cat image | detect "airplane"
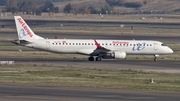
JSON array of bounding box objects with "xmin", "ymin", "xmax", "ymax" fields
[{"xmin": 11, "ymin": 16, "xmax": 173, "ymax": 62}]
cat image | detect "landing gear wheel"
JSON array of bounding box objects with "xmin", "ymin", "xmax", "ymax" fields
[
  {"xmin": 154, "ymin": 58, "xmax": 158, "ymax": 62},
  {"xmin": 154, "ymin": 54, "xmax": 159, "ymax": 62},
  {"xmin": 88, "ymin": 56, "xmax": 94, "ymax": 61},
  {"xmin": 96, "ymin": 57, "xmax": 102, "ymax": 61}
]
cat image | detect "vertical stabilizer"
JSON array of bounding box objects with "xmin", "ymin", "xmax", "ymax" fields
[{"xmin": 14, "ymin": 16, "xmax": 44, "ymax": 41}]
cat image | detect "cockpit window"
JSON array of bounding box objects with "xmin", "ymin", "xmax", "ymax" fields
[{"xmin": 161, "ymin": 44, "xmax": 166, "ymax": 46}]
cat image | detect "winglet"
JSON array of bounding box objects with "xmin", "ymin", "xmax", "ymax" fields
[{"xmin": 94, "ymin": 39, "xmax": 102, "ymax": 48}]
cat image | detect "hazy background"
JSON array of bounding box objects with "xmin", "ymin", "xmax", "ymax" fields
[{"xmin": 1, "ymin": 0, "xmax": 180, "ymax": 15}]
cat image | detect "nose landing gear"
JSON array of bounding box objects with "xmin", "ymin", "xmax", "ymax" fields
[
  {"xmin": 154, "ymin": 58, "xmax": 158, "ymax": 62},
  {"xmin": 154, "ymin": 54, "xmax": 159, "ymax": 62}
]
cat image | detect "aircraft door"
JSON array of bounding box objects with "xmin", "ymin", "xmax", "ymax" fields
[
  {"xmin": 46, "ymin": 41, "xmax": 50, "ymax": 49},
  {"xmin": 154, "ymin": 43, "xmax": 158, "ymax": 51}
]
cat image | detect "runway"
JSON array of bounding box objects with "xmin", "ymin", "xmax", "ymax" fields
[{"xmin": 0, "ymin": 83, "xmax": 180, "ymax": 101}]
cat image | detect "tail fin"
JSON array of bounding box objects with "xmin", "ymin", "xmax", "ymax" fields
[{"xmin": 14, "ymin": 16, "xmax": 44, "ymax": 41}]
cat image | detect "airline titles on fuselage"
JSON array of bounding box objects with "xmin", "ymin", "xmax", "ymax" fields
[{"xmin": 112, "ymin": 41, "xmax": 129, "ymax": 44}]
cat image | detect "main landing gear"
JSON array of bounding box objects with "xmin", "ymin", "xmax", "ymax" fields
[
  {"xmin": 88, "ymin": 56, "xmax": 102, "ymax": 61},
  {"xmin": 154, "ymin": 54, "xmax": 159, "ymax": 62},
  {"xmin": 88, "ymin": 56, "xmax": 94, "ymax": 61}
]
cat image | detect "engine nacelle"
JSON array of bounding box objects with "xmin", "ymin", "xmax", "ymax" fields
[{"xmin": 102, "ymin": 51, "xmax": 126, "ymax": 59}]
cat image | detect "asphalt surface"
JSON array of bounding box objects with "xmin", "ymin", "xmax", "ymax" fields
[{"xmin": 0, "ymin": 83, "xmax": 180, "ymax": 101}]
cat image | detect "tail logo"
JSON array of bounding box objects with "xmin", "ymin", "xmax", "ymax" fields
[
  {"xmin": 19, "ymin": 29, "xmax": 27, "ymax": 39},
  {"xmin": 17, "ymin": 18, "xmax": 33, "ymax": 37}
]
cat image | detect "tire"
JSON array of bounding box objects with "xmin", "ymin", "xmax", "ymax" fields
[
  {"xmin": 154, "ymin": 58, "xmax": 158, "ymax": 62},
  {"xmin": 96, "ymin": 57, "xmax": 102, "ymax": 61},
  {"xmin": 88, "ymin": 57, "xmax": 94, "ymax": 61}
]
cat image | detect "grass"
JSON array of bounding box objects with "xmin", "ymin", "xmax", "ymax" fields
[
  {"xmin": 3, "ymin": 14, "xmax": 180, "ymax": 24},
  {"xmin": 0, "ymin": 64, "xmax": 180, "ymax": 91}
]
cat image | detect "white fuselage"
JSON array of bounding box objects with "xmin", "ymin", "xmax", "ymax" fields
[{"xmin": 25, "ymin": 39, "xmax": 173, "ymax": 56}]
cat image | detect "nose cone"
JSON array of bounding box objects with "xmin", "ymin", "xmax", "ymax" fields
[{"xmin": 168, "ymin": 47, "xmax": 173, "ymax": 53}]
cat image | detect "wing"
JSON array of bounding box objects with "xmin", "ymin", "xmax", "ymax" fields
[
  {"xmin": 77, "ymin": 39, "xmax": 112, "ymax": 55},
  {"xmin": 93, "ymin": 39, "xmax": 126, "ymax": 59},
  {"xmin": 94, "ymin": 39, "xmax": 111, "ymax": 53}
]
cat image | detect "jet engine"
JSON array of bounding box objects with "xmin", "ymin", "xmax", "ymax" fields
[{"xmin": 102, "ymin": 51, "xmax": 126, "ymax": 59}]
